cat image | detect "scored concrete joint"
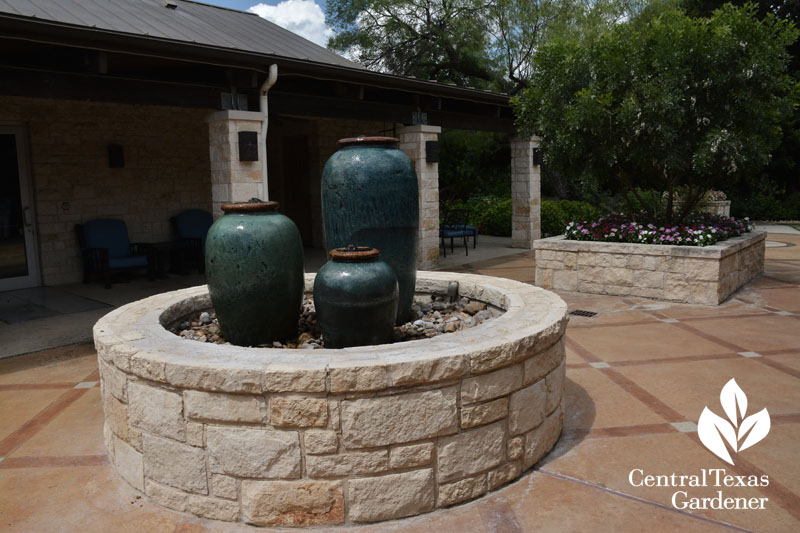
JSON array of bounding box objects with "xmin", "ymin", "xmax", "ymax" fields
[
  {"xmin": 96, "ymin": 271, "xmax": 568, "ymax": 526},
  {"xmin": 534, "ymin": 231, "xmax": 766, "ymax": 305}
]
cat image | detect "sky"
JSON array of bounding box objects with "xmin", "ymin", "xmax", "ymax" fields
[{"xmin": 199, "ymin": 0, "xmax": 334, "ymax": 47}]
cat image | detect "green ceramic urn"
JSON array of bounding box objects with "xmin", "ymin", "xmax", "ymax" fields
[
  {"xmin": 313, "ymin": 246, "xmax": 398, "ymax": 348},
  {"xmin": 321, "ymin": 137, "xmax": 419, "ymax": 324},
  {"xmin": 205, "ymin": 200, "xmax": 304, "ymax": 346}
]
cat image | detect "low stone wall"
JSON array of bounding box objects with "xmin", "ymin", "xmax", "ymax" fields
[
  {"xmin": 95, "ymin": 271, "xmax": 568, "ymax": 526},
  {"xmin": 534, "ymin": 231, "xmax": 765, "ymax": 305}
]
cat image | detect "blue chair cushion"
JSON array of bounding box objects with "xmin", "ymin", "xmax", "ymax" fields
[
  {"xmin": 83, "ymin": 219, "xmax": 131, "ymax": 259},
  {"xmin": 441, "ymin": 228, "xmax": 471, "ymax": 238},
  {"xmin": 464, "ymin": 225, "xmax": 478, "ymax": 235},
  {"xmin": 174, "ymin": 210, "xmax": 213, "ymax": 241},
  {"xmin": 108, "ymin": 255, "xmax": 148, "ymax": 269}
]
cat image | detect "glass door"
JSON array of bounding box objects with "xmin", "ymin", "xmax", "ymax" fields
[{"xmin": 0, "ymin": 125, "xmax": 40, "ymax": 291}]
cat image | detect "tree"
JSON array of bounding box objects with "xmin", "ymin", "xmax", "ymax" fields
[{"xmin": 513, "ymin": 3, "xmax": 799, "ymax": 224}]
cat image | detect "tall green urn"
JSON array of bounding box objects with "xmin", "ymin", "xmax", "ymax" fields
[
  {"xmin": 205, "ymin": 200, "xmax": 304, "ymax": 346},
  {"xmin": 321, "ymin": 137, "xmax": 419, "ymax": 323},
  {"xmin": 313, "ymin": 246, "xmax": 398, "ymax": 348}
]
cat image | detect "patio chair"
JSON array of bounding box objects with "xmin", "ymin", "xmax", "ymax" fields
[
  {"xmin": 440, "ymin": 208, "xmax": 474, "ymax": 257},
  {"xmin": 75, "ymin": 219, "xmax": 152, "ymax": 288},
  {"xmin": 170, "ymin": 209, "xmax": 213, "ymax": 274}
]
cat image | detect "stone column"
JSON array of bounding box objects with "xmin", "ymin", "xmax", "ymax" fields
[
  {"xmin": 398, "ymin": 124, "xmax": 442, "ymax": 270},
  {"xmin": 510, "ymin": 135, "xmax": 542, "ymax": 248},
  {"xmin": 206, "ymin": 110, "xmax": 265, "ymax": 218}
]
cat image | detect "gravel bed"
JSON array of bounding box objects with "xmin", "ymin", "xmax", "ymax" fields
[{"xmin": 169, "ymin": 294, "xmax": 504, "ymax": 349}]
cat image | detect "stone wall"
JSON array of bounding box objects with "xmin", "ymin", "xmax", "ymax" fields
[
  {"xmin": 0, "ymin": 96, "xmax": 212, "ymax": 285},
  {"xmin": 534, "ymin": 231, "xmax": 766, "ymax": 305},
  {"xmin": 95, "ymin": 272, "xmax": 568, "ymax": 526}
]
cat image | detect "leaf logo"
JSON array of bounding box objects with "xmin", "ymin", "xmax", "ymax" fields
[{"xmin": 697, "ymin": 378, "xmax": 770, "ymax": 465}]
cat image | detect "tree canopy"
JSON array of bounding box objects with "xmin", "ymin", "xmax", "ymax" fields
[{"xmin": 513, "ymin": 3, "xmax": 799, "ymax": 223}]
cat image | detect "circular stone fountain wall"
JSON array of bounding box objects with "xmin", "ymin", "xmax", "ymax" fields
[{"xmin": 95, "ymin": 271, "xmax": 568, "ymax": 526}]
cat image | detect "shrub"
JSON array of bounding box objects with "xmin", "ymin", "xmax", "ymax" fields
[{"xmin": 541, "ymin": 200, "xmax": 603, "ymax": 237}]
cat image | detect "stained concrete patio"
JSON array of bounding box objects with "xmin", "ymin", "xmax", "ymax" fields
[{"xmin": 0, "ymin": 230, "xmax": 798, "ymax": 531}]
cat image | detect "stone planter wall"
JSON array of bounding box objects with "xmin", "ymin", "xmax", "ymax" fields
[
  {"xmin": 95, "ymin": 272, "xmax": 568, "ymax": 527},
  {"xmin": 674, "ymin": 200, "xmax": 731, "ymax": 217},
  {"xmin": 534, "ymin": 231, "xmax": 765, "ymax": 305}
]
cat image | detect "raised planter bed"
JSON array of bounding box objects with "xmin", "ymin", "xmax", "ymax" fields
[{"xmin": 534, "ymin": 231, "xmax": 765, "ymax": 305}]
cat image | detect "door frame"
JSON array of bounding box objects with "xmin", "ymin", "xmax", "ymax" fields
[{"xmin": 0, "ymin": 123, "xmax": 41, "ymax": 291}]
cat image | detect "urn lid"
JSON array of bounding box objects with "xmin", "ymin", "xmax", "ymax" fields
[
  {"xmin": 329, "ymin": 245, "xmax": 381, "ymax": 262},
  {"xmin": 221, "ymin": 198, "xmax": 280, "ymax": 213},
  {"xmin": 337, "ymin": 136, "xmax": 399, "ymax": 147}
]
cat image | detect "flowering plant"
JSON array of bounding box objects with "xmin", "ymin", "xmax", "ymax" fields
[{"xmin": 564, "ymin": 212, "xmax": 752, "ymax": 247}]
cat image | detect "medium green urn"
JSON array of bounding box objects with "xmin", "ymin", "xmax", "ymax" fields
[
  {"xmin": 313, "ymin": 246, "xmax": 398, "ymax": 348},
  {"xmin": 321, "ymin": 137, "xmax": 419, "ymax": 323},
  {"xmin": 205, "ymin": 200, "xmax": 304, "ymax": 346}
]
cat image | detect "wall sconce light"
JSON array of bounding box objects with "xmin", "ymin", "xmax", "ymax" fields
[
  {"xmin": 426, "ymin": 140, "xmax": 439, "ymax": 163},
  {"xmin": 238, "ymin": 131, "xmax": 259, "ymax": 161},
  {"xmin": 108, "ymin": 144, "xmax": 124, "ymax": 168},
  {"xmin": 532, "ymin": 148, "xmax": 543, "ymax": 166}
]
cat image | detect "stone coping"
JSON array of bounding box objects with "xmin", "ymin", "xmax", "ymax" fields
[
  {"xmin": 94, "ymin": 271, "xmax": 569, "ymax": 394},
  {"xmin": 534, "ymin": 231, "xmax": 765, "ymax": 258}
]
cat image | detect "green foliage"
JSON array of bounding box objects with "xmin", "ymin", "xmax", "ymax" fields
[
  {"xmin": 325, "ymin": 0, "xmax": 579, "ymax": 92},
  {"xmin": 729, "ymin": 177, "xmax": 800, "ymax": 220},
  {"xmin": 441, "ymin": 195, "xmax": 512, "ymax": 236},
  {"xmin": 514, "ymin": 4, "xmax": 799, "ymax": 224},
  {"xmin": 439, "ymin": 130, "xmax": 511, "ymax": 200},
  {"xmin": 541, "ymin": 200, "xmax": 604, "ymax": 236}
]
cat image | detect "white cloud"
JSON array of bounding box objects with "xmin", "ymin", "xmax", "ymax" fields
[{"xmin": 249, "ymin": 1, "xmax": 334, "ymax": 48}]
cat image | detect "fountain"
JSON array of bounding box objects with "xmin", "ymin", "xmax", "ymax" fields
[{"xmin": 95, "ymin": 138, "xmax": 569, "ymax": 526}]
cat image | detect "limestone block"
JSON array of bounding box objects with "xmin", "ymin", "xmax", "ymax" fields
[
  {"xmin": 438, "ymin": 473, "xmax": 487, "ymax": 507},
  {"xmin": 103, "ymin": 390, "xmax": 131, "ymax": 443},
  {"xmin": 577, "ymin": 266, "xmax": 605, "ymax": 284},
  {"xmin": 641, "ymin": 255, "xmax": 661, "ymax": 270},
  {"xmin": 536, "ymin": 268, "xmax": 553, "ymax": 288},
  {"xmin": 128, "ymin": 382, "xmax": 185, "ymax": 441},
  {"xmin": 130, "ymin": 353, "xmax": 166, "ymax": 382},
  {"xmin": 604, "ymin": 267, "xmax": 634, "ymax": 287},
  {"xmin": 210, "ymin": 474, "xmax": 239, "ymax": 500},
  {"xmin": 461, "ymin": 365, "xmax": 522, "ymax": 405},
  {"xmin": 523, "ymin": 406, "xmax": 563, "ymax": 469},
  {"xmin": 165, "ymin": 363, "xmax": 262, "ymax": 393},
  {"xmin": 305, "ymin": 450, "xmax": 388, "ymax": 478},
  {"xmin": 341, "ymin": 387, "xmax": 458, "ymax": 448},
  {"xmin": 145, "ymin": 479, "xmax": 189, "ymax": 512},
  {"xmin": 507, "ymin": 436, "xmax": 524, "ymax": 460},
  {"xmin": 437, "ymin": 422, "xmax": 505, "ymax": 483},
  {"xmin": 552, "ymin": 270, "xmax": 578, "ymax": 291},
  {"xmin": 487, "ymin": 461, "xmax": 521, "ymax": 491},
  {"xmin": 508, "ymin": 379, "xmax": 546, "ymax": 435},
  {"xmin": 523, "ymin": 338, "xmax": 564, "ymax": 385},
  {"xmin": 304, "ymin": 429, "xmax": 338, "ymax": 455},
  {"xmin": 460, "ymin": 398, "xmax": 508, "ymax": 429},
  {"xmin": 184, "ymin": 390, "xmax": 266, "ymax": 423},
  {"xmin": 597, "ymin": 254, "xmax": 628, "ymax": 268},
  {"xmin": 185, "ymin": 422, "xmax": 204, "ymax": 447},
  {"xmin": 626, "ymin": 255, "xmax": 644, "ymax": 269},
  {"xmin": 389, "ymin": 442, "xmax": 434, "ymax": 469},
  {"xmin": 605, "ymin": 284, "xmax": 632, "ymax": 296},
  {"xmin": 633, "ymin": 270, "xmax": 665, "ymax": 289},
  {"xmin": 348, "ymin": 469, "xmax": 435, "ymax": 522},
  {"xmin": 206, "ymin": 426, "xmax": 301, "ymax": 479},
  {"xmin": 241, "ymin": 480, "xmax": 344, "ymax": 526},
  {"xmin": 665, "ymin": 273, "xmax": 691, "ymax": 301},
  {"xmin": 684, "ymin": 259, "xmax": 719, "ymax": 282},
  {"xmin": 264, "ymin": 367, "xmax": 327, "ymax": 393},
  {"xmin": 387, "ymin": 354, "xmax": 466, "ymax": 387},
  {"xmin": 545, "ymin": 361, "xmax": 566, "ymax": 414},
  {"xmin": 329, "ymin": 365, "xmax": 390, "ymax": 393},
  {"xmin": 143, "ymin": 433, "xmax": 207, "ymax": 494},
  {"xmin": 186, "ymin": 494, "xmax": 240, "ymax": 522},
  {"xmin": 270, "ymin": 396, "xmax": 328, "ymax": 428},
  {"xmin": 114, "ymin": 436, "xmax": 143, "ymax": 491},
  {"xmin": 100, "ymin": 361, "xmax": 127, "ymax": 401}
]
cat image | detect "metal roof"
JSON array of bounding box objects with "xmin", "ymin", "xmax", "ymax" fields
[{"xmin": 0, "ymin": 0, "xmax": 362, "ymax": 70}]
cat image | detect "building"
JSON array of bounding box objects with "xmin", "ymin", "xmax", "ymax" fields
[{"xmin": 0, "ymin": 0, "xmax": 540, "ymax": 291}]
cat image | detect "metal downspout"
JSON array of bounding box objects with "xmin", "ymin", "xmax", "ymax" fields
[{"xmin": 260, "ymin": 64, "xmax": 278, "ymax": 200}]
